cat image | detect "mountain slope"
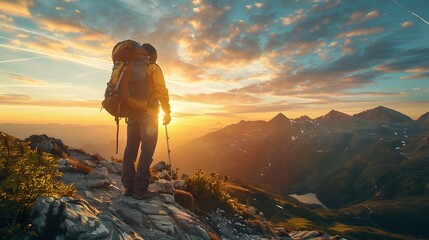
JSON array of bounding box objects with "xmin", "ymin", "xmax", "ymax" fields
[
  {"xmin": 174, "ymin": 107, "xmax": 429, "ymax": 238},
  {"xmin": 353, "ymin": 106, "xmax": 413, "ymax": 123},
  {"xmin": 417, "ymin": 112, "xmax": 429, "ymax": 128}
]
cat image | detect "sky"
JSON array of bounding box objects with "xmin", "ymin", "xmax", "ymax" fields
[{"xmin": 1, "ymin": 0, "xmax": 429, "ymax": 131}]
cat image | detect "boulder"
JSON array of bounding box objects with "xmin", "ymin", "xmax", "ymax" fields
[
  {"xmin": 100, "ymin": 160, "xmax": 122, "ymax": 174},
  {"xmin": 31, "ymin": 196, "xmax": 143, "ymax": 240},
  {"xmin": 25, "ymin": 134, "xmax": 69, "ymax": 156},
  {"xmin": 110, "ymin": 195, "xmax": 211, "ymax": 240},
  {"xmin": 149, "ymin": 179, "xmax": 174, "ymax": 194},
  {"xmin": 152, "ymin": 161, "xmax": 168, "ymax": 172},
  {"xmin": 88, "ymin": 166, "xmax": 109, "ymax": 180},
  {"xmin": 173, "ymin": 180, "xmax": 187, "ymax": 191}
]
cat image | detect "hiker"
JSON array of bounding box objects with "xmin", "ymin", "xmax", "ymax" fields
[{"xmin": 121, "ymin": 43, "xmax": 171, "ymax": 200}]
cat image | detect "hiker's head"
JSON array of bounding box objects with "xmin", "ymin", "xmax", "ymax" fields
[{"xmin": 142, "ymin": 43, "xmax": 157, "ymax": 63}]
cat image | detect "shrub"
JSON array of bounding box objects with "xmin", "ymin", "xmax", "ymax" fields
[
  {"xmin": 185, "ymin": 169, "xmax": 236, "ymax": 212},
  {"xmin": 0, "ymin": 132, "xmax": 75, "ymax": 238}
]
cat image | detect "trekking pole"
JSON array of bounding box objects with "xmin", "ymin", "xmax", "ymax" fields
[{"xmin": 164, "ymin": 125, "xmax": 174, "ymax": 196}]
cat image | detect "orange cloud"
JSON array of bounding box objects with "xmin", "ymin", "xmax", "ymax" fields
[
  {"xmin": 254, "ymin": 3, "xmax": 264, "ymax": 8},
  {"xmin": 347, "ymin": 10, "xmax": 380, "ymax": 24},
  {"xmin": 0, "ymin": 0, "xmax": 34, "ymax": 18},
  {"xmin": 0, "ymin": 14, "xmax": 14, "ymax": 23},
  {"xmin": 182, "ymin": 92, "xmax": 261, "ymax": 105},
  {"xmin": 7, "ymin": 73, "xmax": 47, "ymax": 85},
  {"xmin": 402, "ymin": 21, "xmax": 413, "ymax": 28},
  {"xmin": 27, "ymin": 38, "xmax": 67, "ymax": 52},
  {"xmin": 401, "ymin": 67, "xmax": 429, "ymax": 80},
  {"xmin": 336, "ymin": 27, "xmax": 384, "ymax": 38},
  {"xmin": 0, "ymin": 94, "xmax": 100, "ymax": 108},
  {"xmin": 35, "ymin": 17, "xmax": 84, "ymax": 33},
  {"xmin": 341, "ymin": 46, "xmax": 356, "ymax": 54},
  {"xmin": 365, "ymin": 10, "xmax": 379, "ymax": 20},
  {"xmin": 1, "ymin": 39, "xmax": 110, "ymax": 71},
  {"xmin": 281, "ymin": 9, "xmax": 307, "ymax": 26},
  {"xmin": 348, "ymin": 11, "xmax": 364, "ymax": 23}
]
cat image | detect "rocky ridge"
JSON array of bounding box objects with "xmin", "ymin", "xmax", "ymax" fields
[{"xmin": 25, "ymin": 134, "xmax": 344, "ymax": 240}]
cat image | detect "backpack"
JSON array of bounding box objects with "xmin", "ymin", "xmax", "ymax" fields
[{"xmin": 101, "ymin": 39, "xmax": 153, "ymax": 153}]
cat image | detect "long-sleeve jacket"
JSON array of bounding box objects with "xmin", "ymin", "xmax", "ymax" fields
[{"xmin": 146, "ymin": 63, "xmax": 170, "ymax": 116}]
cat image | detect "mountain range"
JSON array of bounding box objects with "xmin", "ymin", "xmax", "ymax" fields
[
  {"xmin": 174, "ymin": 106, "xmax": 429, "ymax": 238},
  {"xmin": 1, "ymin": 105, "xmax": 428, "ymax": 239}
]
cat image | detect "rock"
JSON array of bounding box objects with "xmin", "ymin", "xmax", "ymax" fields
[
  {"xmin": 25, "ymin": 134, "xmax": 69, "ymax": 156},
  {"xmin": 57, "ymin": 158, "xmax": 70, "ymax": 172},
  {"xmin": 161, "ymin": 193, "xmax": 175, "ymax": 204},
  {"xmin": 100, "ymin": 160, "xmax": 122, "ymax": 174},
  {"xmin": 152, "ymin": 161, "xmax": 168, "ymax": 172},
  {"xmin": 157, "ymin": 170, "xmax": 169, "ymax": 179},
  {"xmin": 40, "ymin": 146, "xmax": 344, "ymax": 240},
  {"xmin": 173, "ymin": 180, "xmax": 187, "ymax": 190},
  {"xmin": 235, "ymin": 222, "xmax": 245, "ymax": 227},
  {"xmin": 88, "ymin": 166, "xmax": 109, "ymax": 179},
  {"xmin": 31, "ymin": 196, "xmax": 143, "ymax": 240},
  {"xmin": 87, "ymin": 179, "xmax": 112, "ymax": 189},
  {"xmin": 149, "ymin": 179, "xmax": 174, "ymax": 194},
  {"xmin": 116, "ymin": 208, "xmax": 143, "ymax": 226},
  {"xmin": 109, "ymin": 194, "xmax": 213, "ymax": 240}
]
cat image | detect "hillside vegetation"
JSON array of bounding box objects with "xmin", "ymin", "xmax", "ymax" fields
[{"xmin": 0, "ymin": 132, "xmax": 75, "ymax": 239}]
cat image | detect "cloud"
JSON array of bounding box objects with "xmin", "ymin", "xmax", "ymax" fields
[
  {"xmin": 254, "ymin": 3, "xmax": 264, "ymax": 8},
  {"xmin": 402, "ymin": 21, "xmax": 413, "ymax": 28},
  {"xmin": 6, "ymin": 73, "xmax": 47, "ymax": 85},
  {"xmin": 347, "ymin": 10, "xmax": 379, "ymax": 24},
  {"xmin": 221, "ymin": 97, "xmax": 385, "ymax": 115},
  {"xmin": 336, "ymin": 27, "xmax": 384, "ymax": 38},
  {"xmin": 181, "ymin": 92, "xmax": 261, "ymax": 105},
  {"xmin": 0, "ymin": 94, "xmax": 100, "ymax": 108},
  {"xmin": 365, "ymin": 10, "xmax": 380, "ymax": 20},
  {"xmin": 0, "ymin": 0, "xmax": 33, "ymax": 18},
  {"xmin": 0, "ymin": 0, "xmax": 427, "ymax": 121},
  {"xmin": 375, "ymin": 47, "xmax": 429, "ymax": 79},
  {"xmin": 35, "ymin": 16, "xmax": 85, "ymax": 33},
  {"xmin": 0, "ymin": 19, "xmax": 113, "ymax": 70},
  {"xmin": 265, "ymin": 7, "xmax": 350, "ymax": 53},
  {"xmin": 0, "ymin": 14, "xmax": 14, "ymax": 23},
  {"xmin": 401, "ymin": 71, "xmax": 429, "ymax": 80},
  {"xmin": 281, "ymin": 9, "xmax": 307, "ymax": 26},
  {"xmin": 237, "ymin": 37, "xmax": 406, "ymax": 98},
  {"xmin": 0, "ymin": 56, "xmax": 48, "ymax": 64},
  {"xmin": 166, "ymin": 59, "xmax": 206, "ymax": 82}
]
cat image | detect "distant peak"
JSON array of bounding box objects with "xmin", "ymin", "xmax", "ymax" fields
[
  {"xmin": 354, "ymin": 106, "xmax": 412, "ymax": 123},
  {"xmin": 294, "ymin": 115, "xmax": 312, "ymax": 122},
  {"xmin": 323, "ymin": 110, "xmax": 351, "ymax": 120},
  {"xmin": 417, "ymin": 112, "xmax": 429, "ymax": 128},
  {"xmin": 270, "ymin": 113, "xmax": 289, "ymax": 121},
  {"xmin": 268, "ymin": 113, "xmax": 290, "ymax": 126},
  {"xmin": 419, "ymin": 112, "xmax": 429, "ymax": 119}
]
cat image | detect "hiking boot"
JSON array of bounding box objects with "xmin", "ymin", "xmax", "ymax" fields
[{"xmin": 132, "ymin": 190, "xmax": 159, "ymax": 200}]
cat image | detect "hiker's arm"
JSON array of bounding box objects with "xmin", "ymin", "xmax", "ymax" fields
[{"xmin": 152, "ymin": 65, "xmax": 171, "ymax": 115}]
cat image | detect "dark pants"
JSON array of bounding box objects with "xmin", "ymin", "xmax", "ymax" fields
[{"xmin": 121, "ymin": 112, "xmax": 158, "ymax": 194}]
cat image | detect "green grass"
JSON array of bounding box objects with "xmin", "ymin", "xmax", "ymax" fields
[{"xmin": 226, "ymin": 181, "xmax": 427, "ymax": 240}]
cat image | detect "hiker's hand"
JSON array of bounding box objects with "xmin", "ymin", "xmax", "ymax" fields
[{"xmin": 163, "ymin": 114, "xmax": 171, "ymax": 125}]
